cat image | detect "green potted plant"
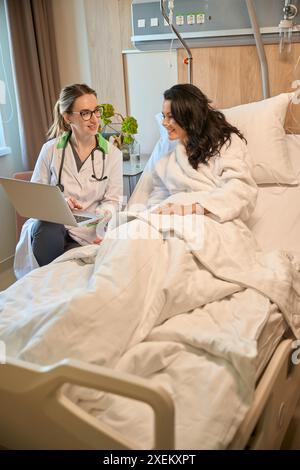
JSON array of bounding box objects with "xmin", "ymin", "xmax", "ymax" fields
[{"xmin": 99, "ymin": 103, "xmax": 138, "ymax": 161}]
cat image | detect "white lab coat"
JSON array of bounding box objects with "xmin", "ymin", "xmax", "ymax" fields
[{"xmin": 14, "ymin": 136, "xmax": 123, "ymax": 279}]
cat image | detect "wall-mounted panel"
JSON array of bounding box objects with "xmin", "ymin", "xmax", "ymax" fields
[{"xmin": 132, "ymin": 0, "xmax": 300, "ymax": 49}]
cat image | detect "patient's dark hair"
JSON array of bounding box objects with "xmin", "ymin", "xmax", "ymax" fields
[{"xmin": 163, "ymin": 84, "xmax": 246, "ymax": 169}]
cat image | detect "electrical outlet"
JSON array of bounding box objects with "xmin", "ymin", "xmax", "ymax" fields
[
  {"xmin": 196, "ymin": 13, "xmax": 205, "ymax": 24},
  {"xmin": 176, "ymin": 15, "xmax": 184, "ymax": 26},
  {"xmin": 187, "ymin": 14, "xmax": 195, "ymax": 25},
  {"xmin": 137, "ymin": 18, "xmax": 145, "ymax": 28}
]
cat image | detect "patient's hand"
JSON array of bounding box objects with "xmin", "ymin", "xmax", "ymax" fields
[
  {"xmin": 152, "ymin": 203, "xmax": 209, "ymax": 216},
  {"xmin": 67, "ymin": 197, "xmax": 83, "ymax": 210},
  {"xmin": 92, "ymin": 237, "xmax": 103, "ymax": 245}
]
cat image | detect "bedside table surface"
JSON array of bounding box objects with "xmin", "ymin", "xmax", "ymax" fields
[{"xmin": 123, "ymin": 154, "xmax": 150, "ymax": 176}]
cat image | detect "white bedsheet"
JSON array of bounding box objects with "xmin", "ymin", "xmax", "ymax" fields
[
  {"xmin": 248, "ymin": 136, "xmax": 300, "ymax": 253},
  {"xmin": 248, "ymin": 184, "xmax": 300, "ymax": 253},
  {"xmin": 0, "ymin": 242, "xmax": 289, "ymax": 449},
  {"xmin": 1, "ymin": 209, "xmax": 300, "ymax": 449}
]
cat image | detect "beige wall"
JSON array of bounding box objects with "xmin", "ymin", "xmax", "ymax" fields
[
  {"xmin": 84, "ymin": 0, "xmax": 132, "ymax": 114},
  {"xmin": 52, "ymin": 0, "xmax": 91, "ymax": 87},
  {"xmin": 52, "ymin": 0, "xmax": 132, "ymax": 114}
]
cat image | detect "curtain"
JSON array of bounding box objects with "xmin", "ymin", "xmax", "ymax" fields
[{"xmin": 5, "ymin": 0, "xmax": 60, "ymax": 169}]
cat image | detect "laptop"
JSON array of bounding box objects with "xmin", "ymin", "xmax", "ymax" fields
[{"xmin": 0, "ymin": 177, "xmax": 103, "ymax": 227}]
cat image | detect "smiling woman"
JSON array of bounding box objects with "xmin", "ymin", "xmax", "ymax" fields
[
  {"xmin": 14, "ymin": 83, "xmax": 124, "ymax": 279},
  {"xmin": 162, "ymin": 100, "xmax": 187, "ymax": 143},
  {"xmin": 162, "ymin": 84, "xmax": 245, "ymax": 170}
]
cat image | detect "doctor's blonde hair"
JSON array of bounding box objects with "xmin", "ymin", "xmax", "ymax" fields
[{"xmin": 47, "ymin": 83, "xmax": 97, "ymax": 139}]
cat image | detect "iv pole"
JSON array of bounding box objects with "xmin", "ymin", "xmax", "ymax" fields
[
  {"xmin": 245, "ymin": 0, "xmax": 270, "ymax": 98},
  {"xmin": 160, "ymin": 0, "xmax": 193, "ymax": 84},
  {"xmin": 159, "ymin": 0, "xmax": 269, "ymax": 98}
]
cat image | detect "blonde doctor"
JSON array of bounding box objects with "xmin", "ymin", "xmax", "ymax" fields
[{"xmin": 14, "ymin": 83, "xmax": 123, "ymax": 279}]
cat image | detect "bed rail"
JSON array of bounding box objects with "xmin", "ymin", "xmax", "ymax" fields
[
  {"xmin": 229, "ymin": 338, "xmax": 300, "ymax": 449},
  {"xmin": 0, "ymin": 357, "xmax": 175, "ymax": 450}
]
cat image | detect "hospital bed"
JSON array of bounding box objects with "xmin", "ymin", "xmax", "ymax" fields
[
  {"xmin": 1, "ymin": 336, "xmax": 299, "ymax": 450},
  {"xmin": 230, "ymin": 133, "xmax": 300, "ymax": 449},
  {"xmin": 0, "ymin": 102, "xmax": 300, "ymax": 450}
]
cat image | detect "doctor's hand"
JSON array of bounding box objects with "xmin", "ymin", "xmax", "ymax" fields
[{"xmin": 67, "ymin": 197, "xmax": 83, "ymax": 210}]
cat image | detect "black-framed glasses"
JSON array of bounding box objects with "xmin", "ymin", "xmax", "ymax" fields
[{"xmin": 71, "ymin": 106, "xmax": 102, "ymax": 121}]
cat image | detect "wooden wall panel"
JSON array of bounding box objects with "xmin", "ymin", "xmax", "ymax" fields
[
  {"xmin": 118, "ymin": 0, "xmax": 133, "ymax": 51},
  {"xmin": 85, "ymin": 0, "xmax": 126, "ymax": 115},
  {"xmin": 178, "ymin": 43, "xmax": 300, "ymax": 132}
]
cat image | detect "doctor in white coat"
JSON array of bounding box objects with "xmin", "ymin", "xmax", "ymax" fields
[{"xmin": 14, "ymin": 83, "xmax": 123, "ymax": 279}]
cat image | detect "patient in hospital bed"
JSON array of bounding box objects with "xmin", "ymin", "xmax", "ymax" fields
[
  {"xmin": 0, "ymin": 84, "xmax": 300, "ymax": 450},
  {"xmin": 143, "ymin": 83, "xmax": 257, "ymax": 220}
]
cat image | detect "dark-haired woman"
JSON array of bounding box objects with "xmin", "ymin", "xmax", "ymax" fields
[
  {"xmin": 14, "ymin": 84, "xmax": 123, "ymax": 279},
  {"xmin": 148, "ymin": 84, "xmax": 257, "ymax": 223}
]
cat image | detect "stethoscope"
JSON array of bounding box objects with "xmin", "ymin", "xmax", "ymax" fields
[{"xmin": 57, "ymin": 134, "xmax": 107, "ymax": 192}]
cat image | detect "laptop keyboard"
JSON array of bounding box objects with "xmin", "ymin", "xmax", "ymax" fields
[{"xmin": 74, "ymin": 215, "xmax": 92, "ymax": 223}]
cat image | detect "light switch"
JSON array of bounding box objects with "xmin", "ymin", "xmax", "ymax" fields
[
  {"xmin": 137, "ymin": 18, "xmax": 145, "ymax": 28},
  {"xmin": 176, "ymin": 15, "xmax": 184, "ymax": 26},
  {"xmin": 150, "ymin": 17, "xmax": 159, "ymax": 27},
  {"xmin": 187, "ymin": 14, "xmax": 195, "ymax": 25},
  {"xmin": 196, "ymin": 13, "xmax": 205, "ymax": 24}
]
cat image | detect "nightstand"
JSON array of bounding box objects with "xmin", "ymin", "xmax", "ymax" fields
[{"xmin": 123, "ymin": 154, "xmax": 149, "ymax": 199}]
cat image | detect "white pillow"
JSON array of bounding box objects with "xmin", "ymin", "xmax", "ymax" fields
[
  {"xmin": 223, "ymin": 93, "xmax": 298, "ymax": 185},
  {"xmin": 146, "ymin": 113, "xmax": 177, "ymax": 171},
  {"xmin": 150, "ymin": 95, "xmax": 298, "ymax": 185},
  {"xmin": 285, "ymin": 133, "xmax": 300, "ymax": 175}
]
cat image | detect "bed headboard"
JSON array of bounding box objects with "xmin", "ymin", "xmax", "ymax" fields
[{"xmin": 178, "ymin": 43, "xmax": 300, "ymax": 134}]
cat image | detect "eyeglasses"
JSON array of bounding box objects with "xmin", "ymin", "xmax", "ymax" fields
[{"xmin": 71, "ymin": 106, "xmax": 102, "ymax": 121}]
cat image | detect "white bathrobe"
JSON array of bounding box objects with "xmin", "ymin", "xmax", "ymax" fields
[{"xmin": 146, "ymin": 134, "xmax": 258, "ymax": 222}]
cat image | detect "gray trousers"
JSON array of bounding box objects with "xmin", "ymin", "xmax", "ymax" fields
[{"xmin": 31, "ymin": 220, "xmax": 79, "ymax": 267}]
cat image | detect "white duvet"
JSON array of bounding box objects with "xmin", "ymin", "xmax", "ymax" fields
[{"xmin": 1, "ymin": 139, "xmax": 300, "ymax": 449}]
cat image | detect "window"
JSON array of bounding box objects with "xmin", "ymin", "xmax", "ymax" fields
[
  {"xmin": 0, "ymin": 0, "xmax": 15, "ymax": 158},
  {"xmin": 0, "ymin": 106, "xmax": 11, "ymax": 156}
]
